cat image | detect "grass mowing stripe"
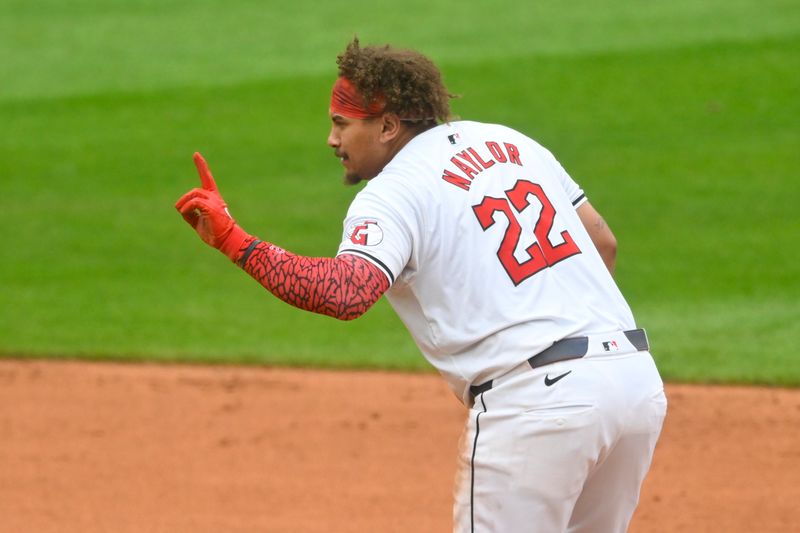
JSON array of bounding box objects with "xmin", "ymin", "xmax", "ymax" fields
[
  {"xmin": 2, "ymin": 36, "xmax": 798, "ymax": 383},
  {"xmin": 1, "ymin": 0, "xmax": 799, "ymax": 101},
  {"xmin": 642, "ymin": 297, "xmax": 800, "ymax": 386}
]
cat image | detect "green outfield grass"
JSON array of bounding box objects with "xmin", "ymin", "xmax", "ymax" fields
[{"xmin": 2, "ymin": 1, "xmax": 799, "ymax": 385}]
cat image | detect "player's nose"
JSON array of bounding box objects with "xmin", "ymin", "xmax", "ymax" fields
[{"xmin": 327, "ymin": 126, "xmax": 340, "ymax": 148}]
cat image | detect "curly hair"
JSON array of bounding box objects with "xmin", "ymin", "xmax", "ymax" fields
[{"xmin": 336, "ymin": 37, "xmax": 455, "ymax": 125}]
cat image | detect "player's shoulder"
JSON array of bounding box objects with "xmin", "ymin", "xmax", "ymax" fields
[
  {"xmin": 356, "ymin": 163, "xmax": 424, "ymax": 209},
  {"xmin": 448, "ymin": 120, "xmax": 554, "ymax": 155},
  {"xmin": 382, "ymin": 121, "xmax": 533, "ymax": 167},
  {"xmin": 368, "ymin": 120, "xmax": 553, "ymax": 189}
]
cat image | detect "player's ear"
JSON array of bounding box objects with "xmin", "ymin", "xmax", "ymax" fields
[{"xmin": 379, "ymin": 113, "xmax": 402, "ymax": 143}]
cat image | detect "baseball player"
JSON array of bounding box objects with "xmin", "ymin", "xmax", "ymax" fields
[{"xmin": 176, "ymin": 38, "xmax": 667, "ymax": 532}]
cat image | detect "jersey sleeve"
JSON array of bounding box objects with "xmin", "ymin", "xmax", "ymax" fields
[
  {"xmin": 336, "ymin": 176, "xmax": 417, "ymax": 286},
  {"xmin": 548, "ymin": 153, "xmax": 587, "ymax": 208}
]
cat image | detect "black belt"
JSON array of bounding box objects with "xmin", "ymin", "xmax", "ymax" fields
[{"xmin": 469, "ymin": 329, "xmax": 649, "ymax": 399}]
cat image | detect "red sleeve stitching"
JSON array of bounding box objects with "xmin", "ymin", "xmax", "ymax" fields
[{"xmin": 240, "ymin": 241, "xmax": 390, "ymax": 320}]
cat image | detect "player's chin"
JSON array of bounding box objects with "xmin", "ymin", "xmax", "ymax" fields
[{"xmin": 343, "ymin": 171, "xmax": 363, "ymax": 186}]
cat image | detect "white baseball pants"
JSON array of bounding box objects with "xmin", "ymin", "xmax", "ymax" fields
[{"xmin": 454, "ymin": 350, "xmax": 666, "ymax": 532}]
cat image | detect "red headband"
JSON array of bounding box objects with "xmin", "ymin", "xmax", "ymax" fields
[{"xmin": 330, "ymin": 77, "xmax": 384, "ymax": 119}]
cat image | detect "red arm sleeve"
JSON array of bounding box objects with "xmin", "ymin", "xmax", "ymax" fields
[{"xmin": 236, "ymin": 238, "xmax": 390, "ymax": 321}]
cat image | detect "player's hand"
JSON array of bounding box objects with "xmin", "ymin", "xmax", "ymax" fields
[{"xmin": 175, "ymin": 152, "xmax": 249, "ymax": 260}]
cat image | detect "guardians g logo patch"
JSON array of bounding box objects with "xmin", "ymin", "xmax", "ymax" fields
[{"xmin": 346, "ymin": 219, "xmax": 384, "ymax": 246}]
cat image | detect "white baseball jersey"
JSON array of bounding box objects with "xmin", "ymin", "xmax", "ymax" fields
[{"xmin": 337, "ymin": 121, "xmax": 636, "ymax": 405}]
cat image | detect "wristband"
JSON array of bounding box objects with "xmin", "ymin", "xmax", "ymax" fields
[{"xmin": 237, "ymin": 239, "xmax": 262, "ymax": 267}]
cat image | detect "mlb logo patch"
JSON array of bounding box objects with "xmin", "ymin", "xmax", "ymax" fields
[
  {"xmin": 602, "ymin": 340, "xmax": 619, "ymax": 352},
  {"xmin": 447, "ymin": 133, "xmax": 461, "ymax": 145}
]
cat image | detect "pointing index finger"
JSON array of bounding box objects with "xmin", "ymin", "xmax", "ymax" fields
[{"xmin": 193, "ymin": 152, "xmax": 218, "ymax": 192}]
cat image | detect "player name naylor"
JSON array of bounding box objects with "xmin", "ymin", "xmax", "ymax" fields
[{"xmin": 442, "ymin": 141, "xmax": 523, "ymax": 191}]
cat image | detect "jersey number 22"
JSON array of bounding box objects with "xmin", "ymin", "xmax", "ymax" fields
[{"xmin": 472, "ymin": 179, "xmax": 581, "ymax": 286}]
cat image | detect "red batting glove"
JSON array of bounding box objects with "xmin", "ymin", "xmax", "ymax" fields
[{"xmin": 175, "ymin": 152, "xmax": 251, "ymax": 261}]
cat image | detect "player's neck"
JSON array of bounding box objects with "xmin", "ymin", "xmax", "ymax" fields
[{"xmin": 386, "ymin": 122, "xmax": 433, "ymax": 160}]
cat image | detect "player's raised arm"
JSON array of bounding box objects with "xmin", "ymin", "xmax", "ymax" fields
[{"xmin": 175, "ymin": 153, "xmax": 388, "ymax": 320}]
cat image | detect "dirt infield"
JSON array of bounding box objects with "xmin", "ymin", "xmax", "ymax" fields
[{"xmin": 0, "ymin": 360, "xmax": 798, "ymax": 533}]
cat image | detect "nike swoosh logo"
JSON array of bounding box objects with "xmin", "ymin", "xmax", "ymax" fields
[{"xmin": 544, "ymin": 371, "xmax": 572, "ymax": 387}]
